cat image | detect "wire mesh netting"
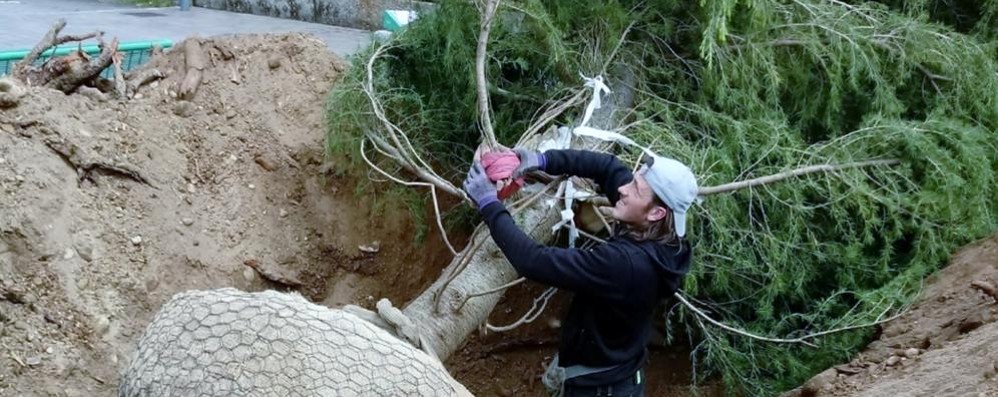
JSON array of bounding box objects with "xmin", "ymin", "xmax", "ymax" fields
[{"xmin": 120, "ymin": 288, "xmax": 466, "ymax": 397}]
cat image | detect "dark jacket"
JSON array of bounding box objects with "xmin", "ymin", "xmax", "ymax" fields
[{"xmin": 480, "ymin": 149, "xmax": 693, "ymax": 387}]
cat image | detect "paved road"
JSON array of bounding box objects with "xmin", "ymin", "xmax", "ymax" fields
[{"xmin": 1, "ymin": 0, "xmax": 371, "ymax": 57}]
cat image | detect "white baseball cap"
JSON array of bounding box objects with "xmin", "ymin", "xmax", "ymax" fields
[{"xmin": 641, "ymin": 154, "xmax": 698, "ymax": 237}]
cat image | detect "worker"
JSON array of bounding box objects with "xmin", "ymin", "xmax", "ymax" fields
[{"xmin": 463, "ymin": 148, "xmax": 698, "ymax": 397}]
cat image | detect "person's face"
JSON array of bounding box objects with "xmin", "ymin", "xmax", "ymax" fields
[{"xmin": 612, "ymin": 167, "xmax": 669, "ymax": 226}]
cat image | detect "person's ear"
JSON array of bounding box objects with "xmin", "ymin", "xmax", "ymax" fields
[{"xmin": 647, "ymin": 205, "xmax": 668, "ymax": 222}]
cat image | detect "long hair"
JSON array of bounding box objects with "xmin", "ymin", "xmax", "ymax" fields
[{"xmin": 616, "ymin": 196, "xmax": 680, "ymax": 246}]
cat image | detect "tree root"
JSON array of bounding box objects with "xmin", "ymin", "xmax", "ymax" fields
[
  {"xmin": 179, "ymin": 38, "xmax": 205, "ymax": 100},
  {"xmin": 44, "ymin": 139, "xmax": 155, "ymax": 188},
  {"xmin": 125, "ymin": 68, "xmax": 165, "ymax": 96},
  {"xmin": 971, "ymin": 280, "xmax": 997, "ymax": 301}
]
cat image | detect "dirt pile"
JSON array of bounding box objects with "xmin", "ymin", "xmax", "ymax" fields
[
  {"xmin": 787, "ymin": 236, "xmax": 998, "ymax": 397},
  {"xmin": 0, "ymin": 33, "xmax": 455, "ymax": 396}
]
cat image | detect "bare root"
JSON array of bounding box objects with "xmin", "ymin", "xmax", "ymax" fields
[{"xmin": 179, "ymin": 38, "xmax": 206, "ymax": 100}]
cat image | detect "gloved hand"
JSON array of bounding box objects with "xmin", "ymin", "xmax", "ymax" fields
[
  {"xmin": 463, "ymin": 161, "xmax": 498, "ymax": 210},
  {"xmin": 511, "ymin": 148, "xmax": 545, "ymax": 179}
]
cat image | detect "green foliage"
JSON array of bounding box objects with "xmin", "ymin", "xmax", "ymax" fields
[{"xmin": 326, "ymin": 0, "xmax": 998, "ymax": 394}]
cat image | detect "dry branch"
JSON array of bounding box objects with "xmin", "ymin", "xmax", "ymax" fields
[
  {"xmin": 476, "ymin": 0, "xmax": 501, "ymax": 148},
  {"xmin": 12, "ymin": 19, "xmax": 102, "ymax": 81},
  {"xmin": 698, "ymin": 159, "xmax": 900, "ymax": 195}
]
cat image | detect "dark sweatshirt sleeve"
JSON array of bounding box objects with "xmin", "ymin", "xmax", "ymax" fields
[
  {"xmin": 480, "ymin": 202, "xmax": 631, "ymax": 300},
  {"xmin": 542, "ymin": 149, "xmax": 633, "ymax": 205}
]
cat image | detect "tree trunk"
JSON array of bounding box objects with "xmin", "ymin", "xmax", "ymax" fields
[{"xmin": 403, "ymin": 70, "xmax": 635, "ymax": 361}]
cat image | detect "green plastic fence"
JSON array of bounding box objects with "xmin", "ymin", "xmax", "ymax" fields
[{"xmin": 0, "ymin": 39, "xmax": 173, "ymax": 79}]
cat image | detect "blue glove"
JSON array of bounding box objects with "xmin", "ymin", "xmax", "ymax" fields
[
  {"xmin": 511, "ymin": 148, "xmax": 545, "ymax": 179},
  {"xmin": 463, "ymin": 161, "xmax": 498, "ymax": 210}
]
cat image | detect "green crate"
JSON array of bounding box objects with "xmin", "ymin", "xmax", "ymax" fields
[{"xmin": 0, "ymin": 39, "xmax": 173, "ymax": 79}]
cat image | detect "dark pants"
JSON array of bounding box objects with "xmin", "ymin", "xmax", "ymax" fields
[{"xmin": 563, "ymin": 370, "xmax": 644, "ymax": 397}]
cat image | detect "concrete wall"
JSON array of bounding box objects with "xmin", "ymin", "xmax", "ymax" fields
[{"xmin": 195, "ymin": 0, "xmax": 435, "ymax": 31}]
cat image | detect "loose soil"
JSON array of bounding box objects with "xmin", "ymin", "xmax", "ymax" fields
[
  {"xmin": 0, "ymin": 33, "xmax": 458, "ymax": 396},
  {"xmin": 786, "ymin": 236, "xmax": 998, "ymax": 397}
]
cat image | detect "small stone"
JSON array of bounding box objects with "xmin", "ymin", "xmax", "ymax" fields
[
  {"xmin": 186, "ymin": 183, "xmax": 196, "ymax": 194},
  {"xmin": 279, "ymin": 209, "xmax": 288, "ymax": 218},
  {"xmin": 904, "ymin": 348, "xmax": 920, "ymax": 358},
  {"xmin": 134, "ymin": 93, "xmax": 144, "ymax": 99},
  {"xmin": 242, "ymin": 267, "xmax": 256, "ymax": 282},
  {"xmin": 95, "ymin": 316, "xmax": 110, "ymax": 334},
  {"xmin": 885, "ymin": 355, "xmax": 901, "ymax": 366},
  {"xmin": 268, "ymin": 57, "xmax": 282, "ymax": 69},
  {"xmin": 359, "ymin": 241, "xmax": 381, "ymax": 254},
  {"xmin": 185, "ymin": 196, "xmax": 193, "ymax": 205},
  {"xmin": 226, "ymin": 110, "xmax": 237, "ymax": 119},
  {"xmin": 144, "ymin": 277, "xmax": 159, "ymax": 292},
  {"xmin": 45, "ymin": 347, "xmax": 53, "ymax": 354},
  {"xmin": 803, "ymin": 368, "xmax": 837, "ymax": 394},
  {"xmin": 248, "ymin": 184, "xmax": 255, "ymax": 190},
  {"xmin": 15, "ymin": 175, "xmax": 24, "ymax": 182},
  {"xmin": 13, "ymin": 320, "xmax": 28, "ymax": 330},
  {"xmin": 149, "ymin": 81, "xmax": 159, "ymax": 89},
  {"xmin": 26, "ymin": 356, "xmax": 42, "ymax": 366},
  {"xmin": 193, "ymin": 240, "xmax": 199, "ymax": 246},
  {"xmin": 181, "ymin": 218, "xmax": 194, "ymax": 226},
  {"xmin": 62, "ymin": 248, "xmax": 74, "ymax": 260},
  {"xmin": 172, "ymin": 101, "xmax": 195, "ymax": 117},
  {"xmin": 75, "ymin": 243, "xmax": 93, "ymax": 262},
  {"xmin": 130, "ymin": 236, "xmax": 142, "ymax": 246}
]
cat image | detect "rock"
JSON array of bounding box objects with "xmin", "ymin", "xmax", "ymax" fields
[
  {"xmin": 76, "ymin": 86, "xmax": 107, "ymax": 102},
  {"xmin": 268, "ymin": 57, "xmax": 282, "ymax": 69},
  {"xmin": 45, "ymin": 346, "xmax": 53, "ymax": 354},
  {"xmin": 279, "ymin": 209, "xmax": 288, "ymax": 218},
  {"xmin": 248, "ymin": 184, "xmax": 256, "ymax": 190},
  {"xmin": 181, "ymin": 218, "xmax": 194, "ymax": 226},
  {"xmin": 226, "ymin": 109, "xmax": 237, "ymax": 119},
  {"xmin": 903, "ymin": 347, "xmax": 920, "ymax": 358},
  {"xmin": 95, "ymin": 316, "xmax": 111, "ymax": 334},
  {"xmin": 359, "ymin": 241, "xmax": 381, "ymax": 254},
  {"xmin": 62, "ymin": 248, "xmax": 75, "ymax": 260},
  {"xmin": 172, "ymin": 101, "xmax": 195, "ymax": 117},
  {"xmin": 0, "ymin": 77, "xmax": 26, "ymax": 108},
  {"xmin": 26, "ymin": 356, "xmax": 42, "ymax": 366},
  {"xmin": 15, "ymin": 175, "xmax": 25, "ymax": 182},
  {"xmin": 3, "ymin": 289, "xmax": 27, "ymax": 304},
  {"xmin": 242, "ymin": 267, "xmax": 256, "ymax": 282},
  {"xmin": 130, "ymin": 236, "xmax": 143, "ymax": 246},
  {"xmin": 186, "ymin": 183, "xmax": 196, "ymax": 194},
  {"xmin": 13, "ymin": 320, "xmax": 28, "ymax": 331},
  {"xmin": 885, "ymin": 355, "xmax": 901, "ymax": 366},
  {"xmin": 802, "ymin": 368, "xmax": 837, "ymax": 395},
  {"xmin": 75, "ymin": 243, "xmax": 93, "ymax": 262}
]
